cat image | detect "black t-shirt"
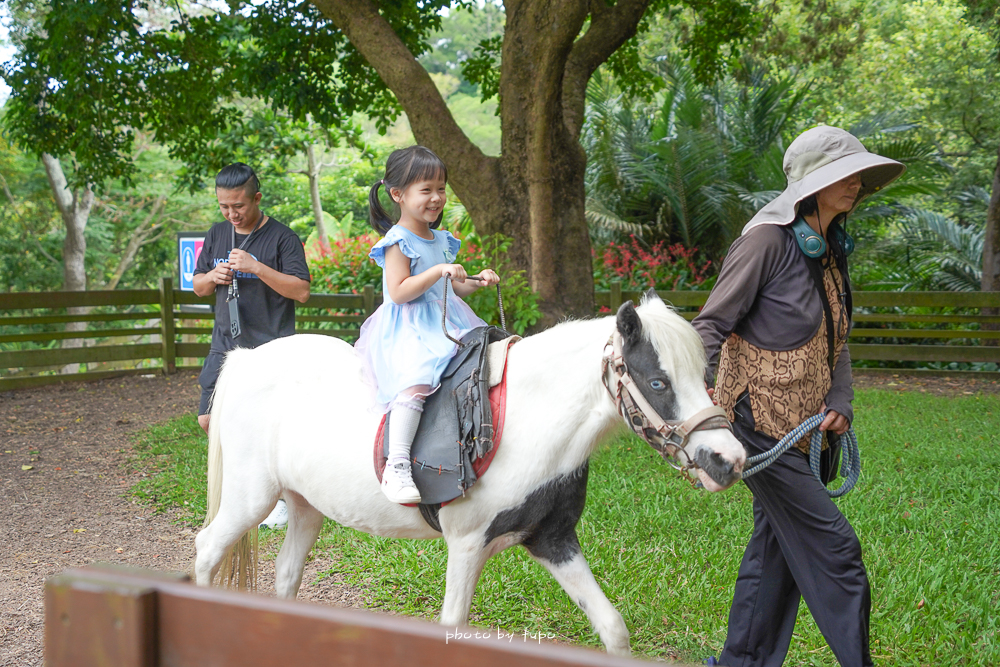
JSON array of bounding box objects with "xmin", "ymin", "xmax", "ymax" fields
[{"xmin": 194, "ymin": 216, "xmax": 310, "ymax": 353}]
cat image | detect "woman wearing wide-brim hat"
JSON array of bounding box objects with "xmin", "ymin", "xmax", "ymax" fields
[{"xmin": 693, "ymin": 126, "xmax": 905, "ymax": 666}]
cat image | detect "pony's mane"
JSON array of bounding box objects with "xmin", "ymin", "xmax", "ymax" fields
[{"xmin": 635, "ymin": 294, "xmax": 706, "ymax": 380}]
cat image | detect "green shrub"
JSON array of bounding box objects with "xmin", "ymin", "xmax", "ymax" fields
[{"xmin": 458, "ymin": 232, "xmax": 541, "ymax": 335}]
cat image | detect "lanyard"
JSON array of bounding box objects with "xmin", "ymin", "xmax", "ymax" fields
[{"xmin": 227, "ymin": 214, "xmax": 264, "ymax": 301}]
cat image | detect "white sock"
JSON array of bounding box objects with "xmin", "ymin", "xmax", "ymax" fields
[{"xmin": 388, "ymin": 396, "xmax": 424, "ymax": 467}]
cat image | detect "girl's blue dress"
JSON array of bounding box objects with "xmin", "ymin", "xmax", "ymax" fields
[{"xmin": 355, "ymin": 225, "xmax": 486, "ymax": 412}]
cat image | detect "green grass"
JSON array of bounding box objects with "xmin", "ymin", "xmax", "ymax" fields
[
  {"xmin": 129, "ymin": 413, "xmax": 208, "ymax": 525},
  {"xmin": 129, "ymin": 391, "xmax": 1000, "ymax": 665}
]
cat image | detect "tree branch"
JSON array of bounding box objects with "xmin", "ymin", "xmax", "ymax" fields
[
  {"xmin": 103, "ymin": 195, "xmax": 167, "ymax": 291},
  {"xmin": 563, "ymin": 0, "xmax": 652, "ymax": 139},
  {"xmin": 310, "ymin": 0, "xmax": 500, "ymax": 197},
  {"xmin": 41, "ymin": 153, "xmax": 74, "ymax": 219},
  {"xmin": 142, "ymin": 228, "xmax": 169, "ymax": 246}
]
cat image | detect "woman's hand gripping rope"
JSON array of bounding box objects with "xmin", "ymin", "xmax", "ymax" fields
[
  {"xmin": 740, "ymin": 409, "xmax": 861, "ymax": 497},
  {"xmin": 818, "ymin": 403, "xmax": 850, "ymax": 435}
]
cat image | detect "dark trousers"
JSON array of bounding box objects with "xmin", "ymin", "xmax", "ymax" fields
[
  {"xmin": 719, "ymin": 398, "xmax": 872, "ymax": 667},
  {"xmin": 198, "ymin": 351, "xmax": 226, "ymax": 416}
]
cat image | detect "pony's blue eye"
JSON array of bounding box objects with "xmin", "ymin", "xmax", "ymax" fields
[{"xmin": 650, "ymin": 379, "xmax": 666, "ymax": 390}]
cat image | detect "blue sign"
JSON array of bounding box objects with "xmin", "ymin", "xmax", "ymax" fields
[{"xmin": 177, "ymin": 234, "xmax": 205, "ymax": 291}]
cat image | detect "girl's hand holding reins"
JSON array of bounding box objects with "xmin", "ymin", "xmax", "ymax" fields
[
  {"xmin": 384, "ymin": 247, "xmax": 481, "ymax": 304},
  {"xmin": 450, "ymin": 267, "xmax": 499, "ymax": 297},
  {"xmin": 471, "ymin": 269, "xmax": 500, "ymax": 287},
  {"xmin": 439, "ymin": 264, "xmax": 468, "ymax": 282}
]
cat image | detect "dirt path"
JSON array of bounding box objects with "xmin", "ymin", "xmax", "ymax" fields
[
  {"xmin": 0, "ymin": 372, "xmax": 368, "ymax": 666},
  {"xmin": 852, "ymin": 371, "xmax": 1000, "ymax": 396},
  {"xmin": 0, "ymin": 370, "xmax": 997, "ymax": 664}
]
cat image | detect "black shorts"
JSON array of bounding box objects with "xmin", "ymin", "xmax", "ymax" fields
[{"xmin": 198, "ymin": 351, "xmax": 226, "ymax": 415}]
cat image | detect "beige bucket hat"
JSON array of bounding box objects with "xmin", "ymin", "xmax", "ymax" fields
[{"xmin": 743, "ymin": 125, "xmax": 906, "ymax": 234}]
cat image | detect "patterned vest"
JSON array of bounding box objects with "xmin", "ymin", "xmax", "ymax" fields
[{"xmin": 714, "ymin": 260, "xmax": 847, "ymax": 453}]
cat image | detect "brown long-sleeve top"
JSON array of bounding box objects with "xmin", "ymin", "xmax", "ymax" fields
[{"xmin": 692, "ymin": 224, "xmax": 853, "ymax": 448}]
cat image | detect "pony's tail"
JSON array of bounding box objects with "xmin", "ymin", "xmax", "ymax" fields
[{"xmin": 202, "ymin": 349, "xmax": 259, "ymax": 591}]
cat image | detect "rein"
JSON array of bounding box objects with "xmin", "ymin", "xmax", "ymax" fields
[
  {"xmin": 601, "ymin": 332, "xmax": 731, "ymax": 484},
  {"xmin": 442, "ymin": 274, "xmax": 507, "ymax": 346}
]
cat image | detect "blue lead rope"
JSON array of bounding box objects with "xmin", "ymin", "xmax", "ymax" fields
[{"xmin": 741, "ymin": 412, "xmax": 861, "ymax": 497}]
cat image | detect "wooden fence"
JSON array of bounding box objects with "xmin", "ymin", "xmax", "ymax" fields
[
  {"xmin": 46, "ymin": 565, "xmax": 652, "ymax": 667},
  {"xmin": 600, "ymin": 285, "xmax": 1000, "ymax": 369},
  {"xmin": 2, "ymin": 280, "xmax": 999, "ymax": 391},
  {"xmin": 0, "ymin": 278, "xmax": 378, "ymax": 391}
]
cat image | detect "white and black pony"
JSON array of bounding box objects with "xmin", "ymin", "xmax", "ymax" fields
[{"xmin": 194, "ymin": 293, "xmax": 745, "ymax": 655}]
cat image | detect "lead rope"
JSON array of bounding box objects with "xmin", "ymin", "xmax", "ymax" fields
[
  {"xmin": 441, "ymin": 274, "xmax": 508, "ymax": 346},
  {"xmin": 741, "ymin": 411, "xmax": 861, "ymax": 497}
]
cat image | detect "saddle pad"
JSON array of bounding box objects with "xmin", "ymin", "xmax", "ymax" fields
[
  {"xmin": 374, "ymin": 337, "xmax": 514, "ymax": 506},
  {"xmin": 487, "ymin": 335, "xmax": 520, "ymax": 387}
]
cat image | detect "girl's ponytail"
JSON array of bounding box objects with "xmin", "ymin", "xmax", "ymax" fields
[{"xmin": 369, "ymin": 181, "xmax": 393, "ymax": 235}]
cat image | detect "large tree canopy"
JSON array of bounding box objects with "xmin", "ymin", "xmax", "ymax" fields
[{"xmin": 2, "ymin": 0, "xmax": 755, "ymax": 322}]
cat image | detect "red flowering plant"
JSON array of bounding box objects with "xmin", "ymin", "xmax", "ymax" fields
[
  {"xmin": 299, "ymin": 232, "xmax": 384, "ymax": 338},
  {"xmin": 592, "ymin": 236, "xmax": 715, "ymax": 312},
  {"xmin": 305, "ymin": 232, "xmax": 383, "ymax": 292}
]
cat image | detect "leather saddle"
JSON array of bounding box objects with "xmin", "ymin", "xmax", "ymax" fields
[{"xmin": 375, "ymin": 326, "xmax": 513, "ymax": 506}]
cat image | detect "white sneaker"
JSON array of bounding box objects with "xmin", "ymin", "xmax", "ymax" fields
[
  {"xmin": 382, "ymin": 462, "xmax": 422, "ymax": 504},
  {"xmin": 259, "ymin": 499, "xmax": 288, "ymax": 529}
]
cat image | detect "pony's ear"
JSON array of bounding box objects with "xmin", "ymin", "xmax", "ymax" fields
[
  {"xmin": 616, "ymin": 300, "xmax": 642, "ymax": 347},
  {"xmin": 642, "ymin": 288, "xmax": 662, "ymax": 304}
]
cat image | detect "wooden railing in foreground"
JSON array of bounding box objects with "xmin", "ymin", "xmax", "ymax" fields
[
  {"xmin": 46, "ymin": 565, "xmax": 653, "ymax": 667},
  {"xmin": 3, "ymin": 281, "xmax": 999, "ymax": 391}
]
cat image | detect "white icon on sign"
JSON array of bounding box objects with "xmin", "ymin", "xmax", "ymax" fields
[{"xmin": 182, "ymin": 247, "xmax": 195, "ymax": 285}]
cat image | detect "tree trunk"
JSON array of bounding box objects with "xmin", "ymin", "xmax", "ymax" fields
[
  {"xmin": 496, "ymin": 0, "xmax": 593, "ymax": 326},
  {"xmin": 41, "ymin": 153, "xmax": 95, "ymax": 373},
  {"xmin": 982, "ymin": 142, "xmax": 1000, "ymax": 344},
  {"xmin": 306, "ymin": 143, "xmax": 332, "ymax": 253},
  {"xmin": 312, "ymin": 0, "xmax": 649, "ymax": 326}
]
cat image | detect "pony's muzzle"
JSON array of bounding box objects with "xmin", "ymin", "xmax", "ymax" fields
[{"xmin": 694, "ymin": 445, "xmax": 741, "ymax": 490}]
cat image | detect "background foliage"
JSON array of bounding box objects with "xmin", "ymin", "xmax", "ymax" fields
[{"xmin": 1, "ymin": 0, "xmax": 998, "ymax": 307}]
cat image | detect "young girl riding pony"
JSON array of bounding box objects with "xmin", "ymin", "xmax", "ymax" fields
[{"xmin": 355, "ymin": 146, "xmax": 500, "ymax": 504}]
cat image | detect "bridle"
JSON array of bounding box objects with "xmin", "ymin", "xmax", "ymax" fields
[{"xmin": 601, "ymin": 332, "xmax": 732, "ymax": 483}]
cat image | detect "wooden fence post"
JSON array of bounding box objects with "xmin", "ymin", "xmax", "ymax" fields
[
  {"xmin": 159, "ymin": 277, "xmax": 176, "ymax": 375},
  {"xmin": 363, "ymin": 285, "xmax": 375, "ymax": 322},
  {"xmin": 46, "ymin": 572, "xmax": 159, "ymax": 667},
  {"xmin": 610, "ymin": 282, "xmax": 623, "ymax": 314}
]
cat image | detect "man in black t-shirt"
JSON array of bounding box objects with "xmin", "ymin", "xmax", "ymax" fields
[{"xmin": 193, "ymin": 163, "xmax": 310, "ymax": 434}]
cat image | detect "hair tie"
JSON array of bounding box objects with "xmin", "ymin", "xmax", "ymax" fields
[{"xmin": 379, "ymin": 179, "xmax": 384, "ymax": 186}]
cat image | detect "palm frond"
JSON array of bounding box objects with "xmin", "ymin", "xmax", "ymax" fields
[
  {"xmin": 875, "ymin": 208, "xmax": 986, "ymax": 291},
  {"xmin": 849, "ymin": 112, "xmax": 920, "ymax": 138},
  {"xmin": 581, "ymin": 62, "xmax": 946, "ymax": 265},
  {"xmin": 585, "ymin": 197, "xmax": 649, "ymax": 236}
]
